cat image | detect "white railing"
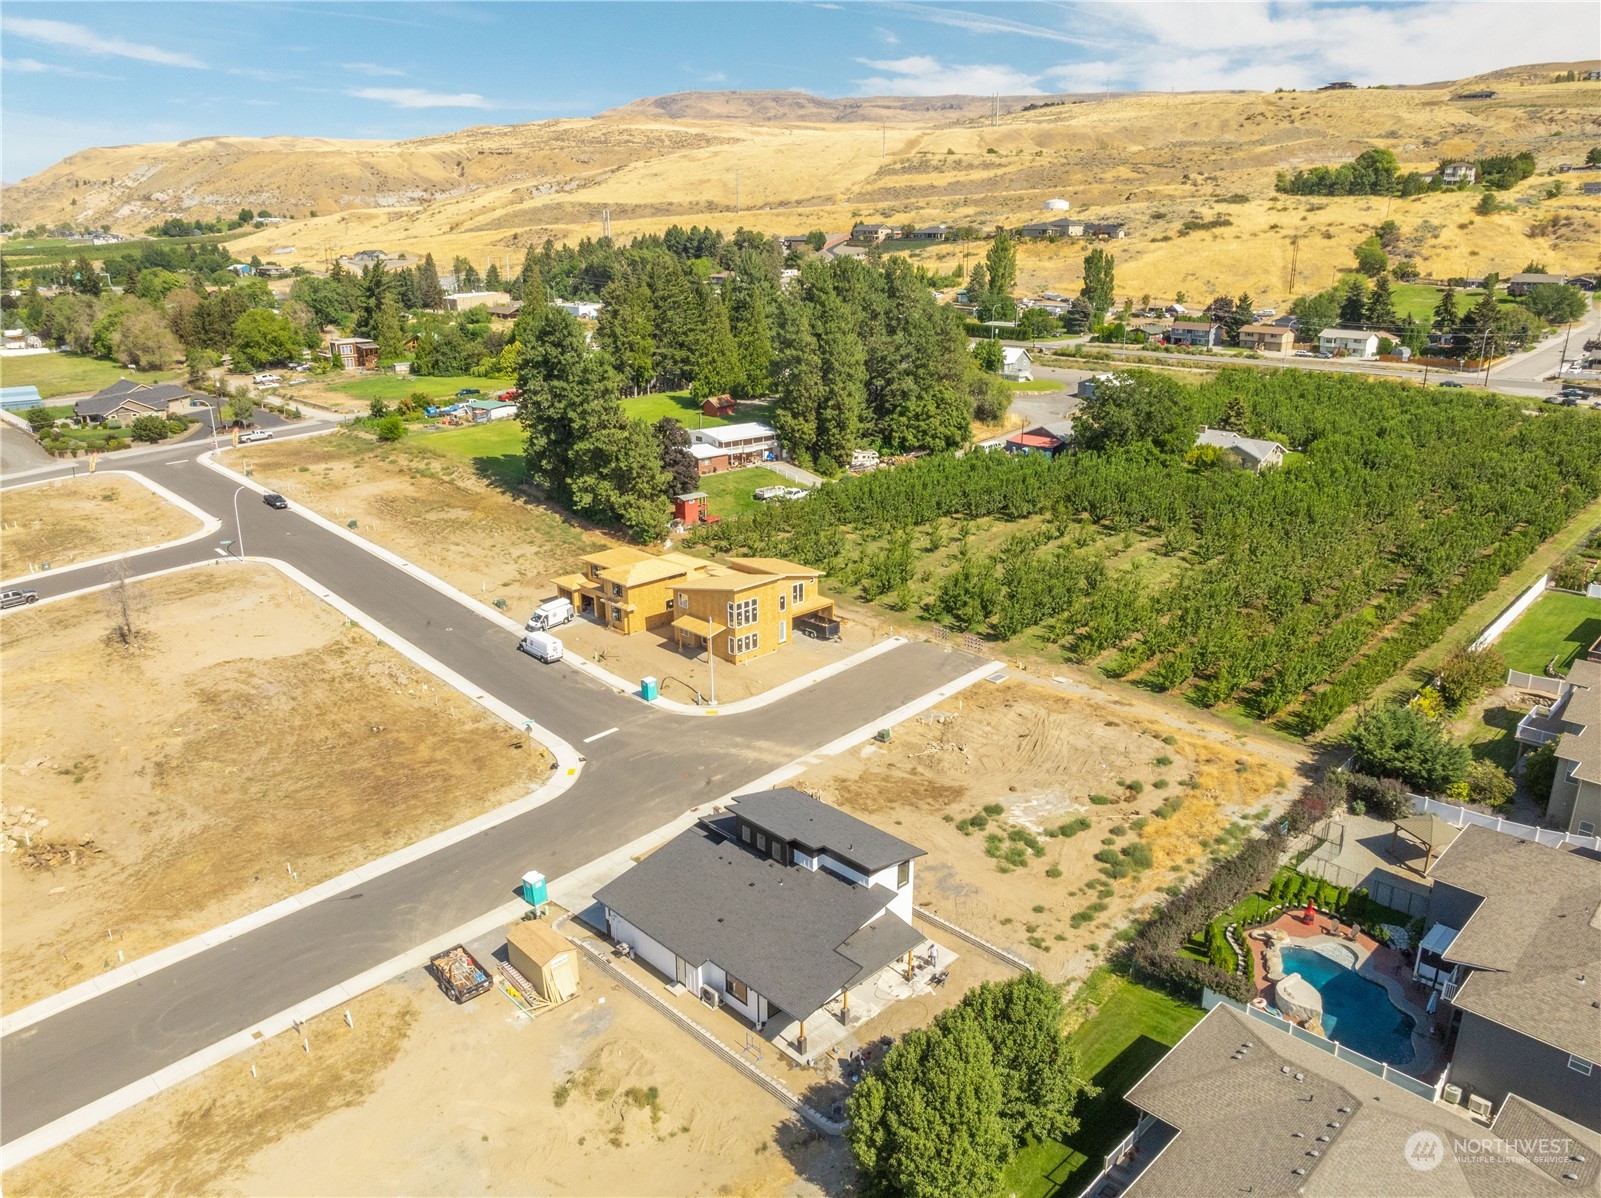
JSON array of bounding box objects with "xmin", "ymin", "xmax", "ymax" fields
[
  {"xmin": 1506, "ymin": 670, "xmax": 1569, "ymax": 699},
  {"xmin": 1514, "ymin": 706, "xmax": 1562, "ymax": 746},
  {"xmin": 1410, "ymin": 795, "xmax": 1601, "ymax": 852}
]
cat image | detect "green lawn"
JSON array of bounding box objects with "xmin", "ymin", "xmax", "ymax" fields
[
  {"xmin": 1496, "ymin": 590, "xmax": 1601, "ymax": 676},
  {"xmin": 410, "ymin": 419, "xmax": 527, "ymax": 488},
  {"xmin": 0, "ymin": 354, "xmax": 179, "ymax": 399},
  {"xmin": 696, "ymin": 467, "xmax": 796, "ymax": 520},
  {"xmin": 328, "ymin": 374, "xmax": 496, "ymax": 403},
  {"xmin": 995, "ymin": 971, "xmax": 1204, "ymax": 1198},
  {"xmin": 1390, "ymin": 283, "xmax": 1443, "ymax": 323},
  {"xmin": 620, "ymin": 390, "xmax": 774, "ymax": 430},
  {"xmin": 1005, "ymin": 378, "xmax": 1065, "ymax": 392}
]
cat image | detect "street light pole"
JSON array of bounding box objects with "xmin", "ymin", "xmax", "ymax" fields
[
  {"xmin": 232, "ymin": 486, "xmax": 247, "ymax": 560},
  {"xmin": 203, "ymin": 403, "xmax": 219, "ymax": 451}
]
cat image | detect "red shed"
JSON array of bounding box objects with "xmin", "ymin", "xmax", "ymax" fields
[
  {"xmin": 701, "ymin": 394, "xmax": 736, "ymax": 419},
  {"xmin": 673, "ymin": 491, "xmax": 718, "ymax": 525}
]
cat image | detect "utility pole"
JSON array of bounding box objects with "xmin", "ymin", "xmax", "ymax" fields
[{"xmin": 1288, "ymin": 235, "xmax": 1300, "ymax": 294}]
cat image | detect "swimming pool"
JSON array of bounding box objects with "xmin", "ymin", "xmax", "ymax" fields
[{"xmin": 1281, "ymin": 946, "xmax": 1416, "ymax": 1066}]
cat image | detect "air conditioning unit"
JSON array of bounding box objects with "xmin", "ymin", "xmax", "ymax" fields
[
  {"xmin": 1441, "ymin": 1083, "xmax": 1463, "ymax": 1106},
  {"xmin": 699, "ymin": 984, "xmax": 721, "ymax": 1010},
  {"xmin": 1467, "ymin": 1093, "xmax": 1494, "ymax": 1121}
]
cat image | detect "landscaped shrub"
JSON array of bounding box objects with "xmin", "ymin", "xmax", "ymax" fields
[{"xmin": 1342, "ymin": 772, "xmax": 1411, "ymax": 820}]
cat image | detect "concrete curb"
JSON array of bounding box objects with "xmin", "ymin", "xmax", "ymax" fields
[
  {"xmin": 0, "ymin": 555, "xmax": 582, "ymax": 1040},
  {"xmin": 0, "ymin": 649, "xmax": 996, "ymax": 1166},
  {"xmin": 0, "ymin": 469, "xmax": 222, "ymax": 586},
  {"xmin": 200, "ymin": 443, "xmax": 916, "ymax": 718}
]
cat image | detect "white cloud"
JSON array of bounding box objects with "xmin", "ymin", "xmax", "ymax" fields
[
  {"xmin": 344, "ymin": 61, "xmax": 407, "ymax": 77},
  {"xmin": 0, "ymin": 56, "xmax": 107, "ymax": 79},
  {"xmin": 348, "ymin": 87, "xmax": 497, "ymax": 110},
  {"xmin": 883, "ymin": 3, "xmax": 1104, "ymax": 50},
  {"xmin": 874, "ymin": 26, "xmax": 900, "ymax": 46},
  {"xmin": 0, "ymin": 17, "xmax": 204, "ymax": 69},
  {"xmin": 855, "ymin": 55, "xmax": 1042, "ymax": 96}
]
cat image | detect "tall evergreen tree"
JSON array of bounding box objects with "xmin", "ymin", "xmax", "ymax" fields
[
  {"xmin": 597, "ymin": 277, "xmax": 656, "ymax": 394},
  {"xmin": 985, "ymin": 229, "xmax": 1017, "ymax": 298},
  {"xmin": 690, "ymin": 292, "xmax": 743, "ymax": 400},
  {"xmin": 354, "ymin": 261, "xmax": 390, "ymax": 339},
  {"xmin": 1365, "ymin": 275, "xmax": 1398, "ymax": 329},
  {"xmin": 1224, "ymin": 291, "xmax": 1253, "ymax": 344},
  {"xmin": 484, "ymin": 262, "xmax": 502, "ymax": 291},
  {"xmin": 415, "ymin": 253, "xmax": 445, "ymax": 310},
  {"xmin": 645, "ymin": 256, "xmax": 703, "ymax": 387},
  {"xmin": 1080, "ymin": 248, "xmax": 1115, "ymax": 322},
  {"xmin": 568, "ymin": 415, "xmax": 671, "ymax": 541},
  {"xmin": 1338, "ymin": 277, "xmax": 1369, "ymax": 326},
  {"xmin": 514, "ymin": 304, "xmax": 608, "ymax": 501},
  {"xmin": 967, "ymin": 261, "xmax": 989, "ymax": 299},
  {"xmin": 1432, "ymin": 284, "xmax": 1460, "ymax": 331},
  {"xmin": 730, "ymin": 280, "xmax": 774, "ymax": 398},
  {"xmin": 770, "ymin": 296, "xmax": 824, "ymax": 463},
  {"xmin": 813, "ymin": 290, "xmax": 868, "ymax": 471},
  {"xmin": 653, "ymin": 416, "xmax": 701, "ymax": 497}
]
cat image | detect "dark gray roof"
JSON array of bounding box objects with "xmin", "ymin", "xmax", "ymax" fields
[
  {"xmin": 1554, "ymin": 658, "xmax": 1601, "ymax": 786},
  {"xmin": 594, "ymin": 820, "xmax": 919, "ymax": 1018},
  {"xmin": 75, "ymin": 380, "xmax": 191, "ymax": 418},
  {"xmin": 731, "ymin": 788, "xmax": 924, "ymax": 873},
  {"xmin": 1427, "ymin": 825, "xmax": 1601, "ymax": 1058},
  {"xmin": 1124, "ymin": 1004, "xmax": 1599, "ymax": 1197}
]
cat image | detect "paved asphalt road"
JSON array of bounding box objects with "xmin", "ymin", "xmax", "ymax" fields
[
  {"xmin": 0, "ymin": 429, "xmax": 984, "ymax": 1143},
  {"xmin": 0, "ymin": 423, "xmax": 52, "ymax": 475}
]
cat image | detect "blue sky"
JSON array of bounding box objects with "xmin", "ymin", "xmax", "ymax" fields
[{"xmin": 2, "ymin": 2, "xmax": 1596, "ymax": 182}]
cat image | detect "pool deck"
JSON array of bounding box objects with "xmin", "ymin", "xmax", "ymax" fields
[{"xmin": 1245, "ymin": 912, "xmax": 1444, "ymax": 1078}]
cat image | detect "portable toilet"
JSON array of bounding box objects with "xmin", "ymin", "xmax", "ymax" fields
[
  {"xmin": 505, "ymin": 919, "xmax": 581, "ymax": 1005},
  {"xmin": 522, "ymin": 870, "xmax": 548, "ymax": 907},
  {"xmin": 641, "ymin": 676, "xmax": 659, "ymax": 702}
]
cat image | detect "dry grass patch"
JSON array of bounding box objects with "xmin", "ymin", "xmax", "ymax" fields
[
  {"xmin": 0, "ymin": 475, "xmax": 201, "ymax": 579},
  {"xmin": 234, "ymin": 429, "xmax": 617, "ymax": 621},
  {"xmin": 0, "ymin": 564, "xmax": 550, "ymax": 1013}
]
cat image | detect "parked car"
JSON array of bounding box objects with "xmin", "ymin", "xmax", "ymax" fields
[
  {"xmin": 780, "ymin": 487, "xmax": 809, "ymax": 500},
  {"xmin": 1560, "ymin": 387, "xmax": 1588, "ymax": 399},
  {"xmin": 0, "ymin": 588, "xmax": 40, "ymax": 609},
  {"xmin": 1543, "ymin": 394, "xmax": 1565, "ymax": 404},
  {"xmin": 1563, "ymin": 396, "xmax": 1583, "ymax": 406},
  {"xmin": 1314, "ymin": 351, "xmax": 1333, "ymax": 359},
  {"xmin": 525, "ymin": 596, "xmax": 574, "ymax": 632},
  {"xmin": 253, "ymin": 373, "xmax": 281, "ymax": 385},
  {"xmin": 238, "ymin": 429, "xmax": 274, "ymax": 444},
  {"xmin": 455, "ymin": 388, "xmax": 482, "ymax": 397},
  {"xmin": 753, "ymin": 485, "xmax": 786, "ymax": 501},
  {"xmin": 518, "ymin": 630, "xmax": 564, "ymax": 663},
  {"xmin": 263, "ymin": 492, "xmax": 289, "ymax": 509},
  {"xmin": 1293, "ymin": 350, "xmax": 1315, "ymax": 358},
  {"xmin": 1438, "ymin": 380, "xmax": 1464, "ymax": 388}
]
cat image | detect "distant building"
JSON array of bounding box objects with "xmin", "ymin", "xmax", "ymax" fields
[
  {"xmin": 1237, "ymin": 324, "xmax": 1294, "ymax": 353},
  {"xmin": 1043, "ymin": 197, "xmax": 1070, "ymax": 211},
  {"xmin": 1319, "ymin": 80, "xmax": 1356, "ymax": 90},
  {"xmin": 1506, "ymin": 272, "xmax": 1566, "ymax": 296},
  {"xmin": 1003, "ymin": 420, "xmax": 1073, "ymax": 457},
  {"xmin": 1083, "ymin": 222, "xmax": 1126, "ymax": 239},
  {"xmin": 1442, "ymin": 162, "xmax": 1477, "ymax": 185},
  {"xmin": 554, "ymin": 299, "xmax": 601, "ymax": 320},
  {"xmin": 444, "ymin": 290, "xmax": 511, "ymax": 311},
  {"xmin": 328, "ymin": 337, "xmax": 380, "ymax": 369},
  {"xmin": 910, "ymin": 224, "xmax": 952, "ymax": 241},
  {"xmin": 689, "ymin": 422, "xmax": 779, "ymax": 469},
  {"xmin": 999, "ymin": 346, "xmax": 1033, "ymax": 381},
  {"xmin": 1582, "ymin": 182, "xmax": 1601, "ymax": 196},
  {"xmin": 1018, "ymin": 217, "xmax": 1083, "ymax": 239},
  {"xmin": 1454, "ymin": 89, "xmax": 1498, "ymax": 100},
  {"xmin": 1167, "ymin": 321, "xmax": 1221, "ymax": 348},
  {"xmin": 74, "ymin": 379, "xmax": 202, "ymax": 424},
  {"xmin": 1194, "ymin": 427, "xmax": 1286, "ymax": 472},
  {"xmin": 851, "ymin": 223, "xmax": 895, "ymax": 244}
]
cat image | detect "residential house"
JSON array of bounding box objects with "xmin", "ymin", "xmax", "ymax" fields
[
  {"xmin": 1506, "ymin": 272, "xmax": 1567, "ymax": 297},
  {"xmin": 1077, "ymin": 372, "xmax": 1127, "ymax": 399},
  {"xmin": 551, "ymin": 548, "xmax": 711, "ymax": 635},
  {"xmin": 88, "ymin": 232, "xmax": 125, "ymax": 246},
  {"xmin": 1106, "ymin": 1001, "xmax": 1599, "ymax": 1198},
  {"xmin": 1421, "ymin": 825, "xmax": 1600, "ymax": 1131},
  {"xmin": 1000, "ymin": 346, "xmax": 1033, "ymax": 381},
  {"xmin": 226, "ymin": 263, "xmax": 254, "ymax": 276},
  {"xmin": 909, "ymin": 224, "xmax": 951, "ymax": 241},
  {"xmin": 328, "ymin": 337, "xmax": 380, "ymax": 370},
  {"xmin": 1194, "ymin": 427, "xmax": 1287, "ymax": 472},
  {"xmin": 670, "ymin": 558, "xmax": 834, "ymax": 662},
  {"xmin": 487, "ymin": 301, "xmax": 523, "ymax": 318},
  {"xmin": 443, "ymin": 290, "xmax": 511, "ymax": 311},
  {"xmin": 1588, "ymin": 70, "xmax": 1601, "ymax": 81},
  {"xmin": 555, "ymin": 299, "xmax": 602, "ymax": 320},
  {"xmin": 1454, "ymin": 89, "xmax": 1498, "ymax": 100},
  {"xmin": 595, "ymin": 789, "xmax": 926, "ymax": 1051},
  {"xmin": 1543, "ymin": 658, "xmax": 1601, "ymax": 836},
  {"xmin": 1003, "ymin": 421, "xmax": 1073, "ymax": 457},
  {"xmin": 687, "ymin": 443, "xmax": 733, "ymax": 475},
  {"xmin": 349, "ymin": 249, "xmax": 388, "ymax": 264},
  {"xmin": 1167, "ymin": 321, "xmax": 1221, "ymax": 348},
  {"xmin": 701, "ymin": 395, "xmax": 737, "ymax": 419},
  {"xmin": 255, "ymin": 264, "xmax": 291, "ymax": 278},
  {"xmin": 1442, "ymin": 162, "xmax": 1478, "ymax": 185},
  {"xmin": 1582, "ymin": 183, "xmax": 1601, "ymax": 197},
  {"xmin": 1084, "ymin": 222, "xmax": 1126, "ymax": 239},
  {"xmin": 74, "ymin": 379, "xmax": 200, "ymax": 424},
  {"xmin": 851, "ymin": 223, "xmax": 895, "ymax": 244},
  {"xmin": 465, "ymin": 399, "xmax": 516, "ymax": 422},
  {"xmin": 1018, "ymin": 218, "xmax": 1084, "ymax": 239},
  {"xmin": 689, "ymin": 422, "xmax": 779, "ymax": 468},
  {"xmin": 1237, "ymin": 323, "xmax": 1294, "ymax": 353},
  {"xmin": 779, "ymin": 235, "xmax": 813, "ymax": 253},
  {"xmin": 1318, "ymin": 327, "xmax": 1380, "ymax": 358}
]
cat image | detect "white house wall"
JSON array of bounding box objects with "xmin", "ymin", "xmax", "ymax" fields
[
  {"xmin": 606, "ymin": 910, "xmax": 678, "ymax": 981},
  {"xmin": 698, "ymin": 959, "xmax": 763, "ymax": 1022},
  {"xmin": 869, "ymin": 860, "xmax": 915, "ymax": 922}
]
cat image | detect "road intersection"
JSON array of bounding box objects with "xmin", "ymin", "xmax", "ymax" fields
[{"xmin": 0, "ymin": 427, "xmax": 986, "ymax": 1154}]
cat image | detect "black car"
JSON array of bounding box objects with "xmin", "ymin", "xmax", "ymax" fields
[
  {"xmin": 1438, "ymin": 380, "xmax": 1464, "ymax": 388},
  {"xmin": 455, "ymin": 388, "xmax": 482, "ymax": 397},
  {"xmin": 263, "ymin": 492, "xmax": 289, "ymax": 510}
]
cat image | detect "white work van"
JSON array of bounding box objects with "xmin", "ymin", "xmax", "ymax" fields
[
  {"xmin": 526, "ymin": 597, "xmax": 574, "ymax": 632},
  {"xmin": 519, "ymin": 630, "xmax": 564, "ymax": 663}
]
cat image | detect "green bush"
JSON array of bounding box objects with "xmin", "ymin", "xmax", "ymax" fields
[
  {"xmin": 130, "ymin": 414, "xmax": 170, "ymax": 444},
  {"xmin": 969, "ymin": 812, "xmax": 989, "ymax": 830},
  {"xmin": 1122, "ymin": 842, "xmax": 1154, "ymax": 871},
  {"xmin": 1088, "ymin": 794, "xmax": 1113, "ymax": 806},
  {"xmin": 1058, "ymin": 818, "xmax": 1092, "ymax": 837},
  {"xmin": 1125, "ymin": 780, "xmax": 1145, "ymax": 795},
  {"xmin": 984, "ymin": 833, "xmax": 1005, "ymax": 858},
  {"xmin": 982, "ymin": 802, "xmax": 1005, "ymax": 816}
]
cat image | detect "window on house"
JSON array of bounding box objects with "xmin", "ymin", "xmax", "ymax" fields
[
  {"xmin": 611, "ymin": 583, "xmax": 623, "ymax": 598},
  {"xmin": 1570, "ymin": 1055, "xmax": 1594, "ymax": 1076},
  {"xmin": 729, "ymin": 632, "xmax": 758, "ymax": 655},
  {"xmin": 725, "ymin": 974, "xmax": 749, "ymax": 1004},
  {"xmin": 664, "ymin": 597, "xmax": 674, "ymax": 611},
  {"xmin": 897, "ymin": 860, "xmax": 910, "ymax": 888},
  {"xmin": 779, "ymin": 593, "xmax": 787, "ymax": 612},
  {"xmin": 778, "ymin": 620, "xmax": 787, "ymax": 644},
  {"xmin": 677, "ymin": 593, "xmax": 687, "ymax": 608},
  {"xmin": 740, "ymin": 823, "xmax": 751, "ymax": 844},
  {"xmin": 772, "ymin": 841, "xmax": 788, "ymax": 865},
  {"xmin": 792, "ymin": 582, "xmax": 806, "ymax": 604},
  {"xmin": 1579, "ymin": 820, "xmax": 1597, "ymax": 836},
  {"xmin": 727, "ymin": 597, "xmax": 758, "ymax": 627},
  {"xmin": 756, "ymin": 832, "xmax": 767, "ymax": 852},
  {"xmin": 611, "ymin": 606, "xmax": 622, "ymax": 622}
]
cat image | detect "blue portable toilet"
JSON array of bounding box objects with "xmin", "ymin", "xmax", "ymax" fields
[
  {"xmin": 641, "ymin": 676, "xmax": 659, "ymax": 702},
  {"xmin": 522, "ymin": 870, "xmax": 548, "ymax": 906}
]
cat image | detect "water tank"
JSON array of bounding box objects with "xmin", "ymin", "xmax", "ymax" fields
[{"xmin": 1044, "ymin": 198, "xmax": 1071, "ymax": 211}]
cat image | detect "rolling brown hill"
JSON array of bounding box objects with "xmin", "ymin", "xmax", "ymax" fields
[{"xmin": 6, "ymin": 64, "xmax": 1599, "ymax": 306}]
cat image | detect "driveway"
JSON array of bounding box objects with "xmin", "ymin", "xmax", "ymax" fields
[{"xmin": 0, "ymin": 423, "xmax": 52, "ymax": 476}]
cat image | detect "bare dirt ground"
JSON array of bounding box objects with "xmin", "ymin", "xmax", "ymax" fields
[
  {"xmin": 0, "ymin": 565, "xmax": 550, "ymax": 1013},
  {"xmin": 797, "ymin": 678, "xmax": 1301, "ymax": 984},
  {"xmin": 233, "ymin": 430, "xmax": 616, "ymax": 623},
  {"xmin": 0, "ymin": 474, "xmax": 201, "ymax": 579},
  {"xmin": 3, "ymin": 955, "xmax": 837, "ymax": 1198},
  {"xmin": 563, "ymin": 614, "xmax": 886, "ymax": 705}
]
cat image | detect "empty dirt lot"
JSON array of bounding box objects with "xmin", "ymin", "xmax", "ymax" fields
[
  {"xmin": 798, "ymin": 678, "xmax": 1299, "ymax": 982},
  {"xmin": 233, "ymin": 430, "xmax": 615, "ymax": 622},
  {"xmin": 0, "ymin": 474, "xmax": 201, "ymax": 579},
  {"xmin": 3, "ymin": 955, "xmax": 841, "ymax": 1198},
  {"xmin": 0, "ymin": 564, "xmax": 550, "ymax": 1013}
]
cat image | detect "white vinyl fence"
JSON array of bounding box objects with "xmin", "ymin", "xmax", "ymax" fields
[{"xmin": 1469, "ymin": 575, "xmax": 1547, "ymax": 653}]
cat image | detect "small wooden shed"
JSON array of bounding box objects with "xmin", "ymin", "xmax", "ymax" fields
[{"xmin": 505, "ymin": 919, "xmax": 580, "ymax": 1005}]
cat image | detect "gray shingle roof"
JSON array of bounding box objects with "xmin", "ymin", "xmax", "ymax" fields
[
  {"xmin": 732, "ymin": 788, "xmax": 924, "ymax": 873},
  {"xmin": 1124, "ymin": 1004, "xmax": 1599, "ymax": 1197},
  {"xmin": 1555, "ymin": 658, "xmax": 1601, "ymax": 786},
  {"xmin": 74, "ymin": 380, "xmax": 193, "ymax": 419},
  {"xmin": 1428, "ymin": 825, "xmax": 1601, "ymax": 1059},
  {"xmin": 594, "ymin": 819, "xmax": 919, "ymax": 1018},
  {"xmin": 1196, "ymin": 428, "xmax": 1286, "ymax": 468}
]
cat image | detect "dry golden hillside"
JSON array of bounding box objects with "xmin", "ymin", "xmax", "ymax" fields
[{"xmin": 8, "ymin": 65, "xmax": 1601, "ymax": 306}]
